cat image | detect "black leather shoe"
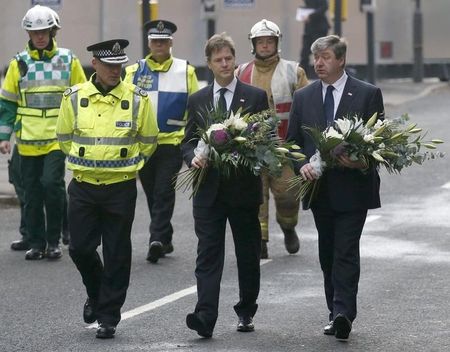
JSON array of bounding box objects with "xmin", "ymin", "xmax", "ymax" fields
[
  {"xmin": 83, "ymin": 298, "xmax": 97, "ymax": 324},
  {"xmin": 162, "ymin": 242, "xmax": 174, "ymax": 255},
  {"xmin": 25, "ymin": 248, "xmax": 45, "ymax": 260},
  {"xmin": 96, "ymin": 323, "xmax": 116, "ymax": 339},
  {"xmin": 282, "ymin": 228, "xmax": 300, "ymax": 254},
  {"xmin": 237, "ymin": 316, "xmax": 254, "ymax": 332},
  {"xmin": 323, "ymin": 321, "xmax": 335, "ymax": 335},
  {"xmin": 260, "ymin": 240, "xmax": 268, "ymax": 259},
  {"xmin": 10, "ymin": 238, "xmax": 31, "ymax": 251},
  {"xmin": 46, "ymin": 245, "xmax": 62, "ymax": 260},
  {"xmin": 334, "ymin": 314, "xmax": 352, "ymax": 340},
  {"xmin": 146, "ymin": 241, "xmax": 163, "ymax": 263},
  {"xmin": 62, "ymin": 229, "xmax": 70, "ymax": 245},
  {"xmin": 186, "ymin": 313, "xmax": 212, "ymax": 338}
]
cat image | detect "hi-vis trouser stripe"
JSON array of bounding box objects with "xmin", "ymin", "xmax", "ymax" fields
[{"xmin": 68, "ymin": 155, "xmax": 143, "ymax": 168}]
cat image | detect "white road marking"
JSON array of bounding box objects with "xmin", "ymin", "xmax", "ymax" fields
[
  {"xmin": 87, "ymin": 259, "xmax": 272, "ymax": 329},
  {"xmin": 442, "ymin": 182, "xmax": 450, "ymax": 189},
  {"xmin": 366, "ymin": 215, "xmax": 381, "ymax": 223}
]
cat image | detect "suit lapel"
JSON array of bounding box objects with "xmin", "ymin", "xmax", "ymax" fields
[
  {"xmin": 230, "ymin": 80, "xmax": 247, "ymax": 114},
  {"xmin": 335, "ymin": 76, "xmax": 356, "ymax": 120},
  {"xmin": 311, "ymin": 81, "xmax": 327, "ymax": 128}
]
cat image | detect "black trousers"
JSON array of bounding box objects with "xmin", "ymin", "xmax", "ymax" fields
[
  {"xmin": 192, "ymin": 201, "xmax": 261, "ymax": 330},
  {"xmin": 139, "ymin": 144, "xmax": 183, "ymax": 245},
  {"xmin": 68, "ymin": 179, "xmax": 137, "ymax": 326},
  {"xmin": 311, "ymin": 205, "xmax": 367, "ymax": 322}
]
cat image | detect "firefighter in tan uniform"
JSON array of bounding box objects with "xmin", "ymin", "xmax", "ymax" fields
[
  {"xmin": 56, "ymin": 39, "xmax": 158, "ymax": 339},
  {"xmin": 236, "ymin": 19, "xmax": 309, "ymax": 259}
]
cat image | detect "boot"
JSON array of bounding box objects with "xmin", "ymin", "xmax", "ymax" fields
[
  {"xmin": 282, "ymin": 228, "xmax": 300, "ymax": 254},
  {"xmin": 11, "ymin": 237, "xmax": 31, "ymax": 251},
  {"xmin": 260, "ymin": 240, "xmax": 269, "ymax": 259}
]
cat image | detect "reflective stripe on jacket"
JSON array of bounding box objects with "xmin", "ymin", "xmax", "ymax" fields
[
  {"xmin": 56, "ymin": 78, "xmax": 159, "ymax": 185},
  {"xmin": 14, "ymin": 48, "xmax": 72, "ymax": 154}
]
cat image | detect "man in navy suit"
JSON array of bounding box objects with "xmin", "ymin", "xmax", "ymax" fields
[
  {"xmin": 181, "ymin": 32, "xmax": 269, "ymax": 338},
  {"xmin": 287, "ymin": 35, "xmax": 384, "ymax": 340}
]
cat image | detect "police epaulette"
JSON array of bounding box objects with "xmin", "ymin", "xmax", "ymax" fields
[
  {"xmin": 64, "ymin": 85, "xmax": 80, "ymax": 97},
  {"xmin": 134, "ymin": 86, "xmax": 148, "ymax": 97}
]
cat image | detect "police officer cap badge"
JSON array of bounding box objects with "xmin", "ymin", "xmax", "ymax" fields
[
  {"xmin": 145, "ymin": 19, "xmax": 177, "ymax": 40},
  {"xmin": 86, "ymin": 39, "xmax": 129, "ymax": 64}
]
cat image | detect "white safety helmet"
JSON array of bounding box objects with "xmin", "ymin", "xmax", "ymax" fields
[
  {"xmin": 48, "ymin": 8, "xmax": 61, "ymax": 29},
  {"xmin": 248, "ymin": 19, "xmax": 282, "ymax": 54},
  {"xmin": 22, "ymin": 5, "xmax": 60, "ymax": 31}
]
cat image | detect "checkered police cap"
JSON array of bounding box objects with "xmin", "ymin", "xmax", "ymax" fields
[
  {"xmin": 145, "ymin": 20, "xmax": 177, "ymax": 40},
  {"xmin": 86, "ymin": 39, "xmax": 129, "ymax": 64}
]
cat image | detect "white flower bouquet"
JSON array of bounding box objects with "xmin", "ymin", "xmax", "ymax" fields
[
  {"xmin": 177, "ymin": 109, "xmax": 305, "ymax": 198},
  {"xmin": 288, "ymin": 113, "xmax": 445, "ymax": 204}
]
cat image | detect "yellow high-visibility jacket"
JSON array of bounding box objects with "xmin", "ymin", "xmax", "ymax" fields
[
  {"xmin": 56, "ymin": 76, "xmax": 159, "ymax": 185},
  {"xmin": 0, "ymin": 39, "xmax": 86, "ymax": 156}
]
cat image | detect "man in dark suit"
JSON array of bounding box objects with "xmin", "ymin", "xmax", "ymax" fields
[
  {"xmin": 287, "ymin": 35, "xmax": 384, "ymax": 341},
  {"xmin": 181, "ymin": 32, "xmax": 269, "ymax": 338}
]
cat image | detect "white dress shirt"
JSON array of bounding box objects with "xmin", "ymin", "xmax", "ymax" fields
[
  {"xmin": 213, "ymin": 78, "xmax": 237, "ymax": 111},
  {"xmin": 321, "ymin": 71, "xmax": 348, "ymax": 119}
]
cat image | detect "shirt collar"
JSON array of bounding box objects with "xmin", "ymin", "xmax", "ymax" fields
[
  {"xmin": 322, "ymin": 71, "xmax": 348, "ymax": 93},
  {"xmin": 213, "ymin": 77, "xmax": 237, "ymax": 95},
  {"xmin": 146, "ymin": 54, "xmax": 173, "ymax": 72}
]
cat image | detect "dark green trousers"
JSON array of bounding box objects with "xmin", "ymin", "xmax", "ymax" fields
[
  {"xmin": 8, "ymin": 145, "xmax": 27, "ymax": 240},
  {"xmin": 21, "ymin": 150, "xmax": 66, "ymax": 250}
]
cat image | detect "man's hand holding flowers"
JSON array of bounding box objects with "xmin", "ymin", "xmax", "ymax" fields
[{"xmin": 290, "ymin": 113, "xmax": 444, "ymax": 205}]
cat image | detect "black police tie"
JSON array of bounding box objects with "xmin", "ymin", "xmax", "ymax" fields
[
  {"xmin": 324, "ymin": 85, "xmax": 335, "ymax": 126},
  {"xmin": 218, "ymin": 87, "xmax": 227, "ymax": 113}
]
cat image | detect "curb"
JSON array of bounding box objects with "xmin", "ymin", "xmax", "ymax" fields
[
  {"xmin": 0, "ymin": 194, "xmax": 19, "ymax": 207},
  {"xmin": 383, "ymin": 81, "xmax": 449, "ymax": 107}
]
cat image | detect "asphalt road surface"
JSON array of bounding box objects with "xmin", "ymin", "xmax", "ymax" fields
[{"xmin": 0, "ymin": 86, "xmax": 449, "ymax": 352}]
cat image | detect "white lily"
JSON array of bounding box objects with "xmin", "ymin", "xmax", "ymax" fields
[{"xmin": 325, "ymin": 126, "xmax": 344, "ymax": 140}]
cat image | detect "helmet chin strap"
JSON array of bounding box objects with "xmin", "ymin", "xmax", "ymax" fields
[{"xmin": 255, "ymin": 51, "xmax": 278, "ymax": 61}]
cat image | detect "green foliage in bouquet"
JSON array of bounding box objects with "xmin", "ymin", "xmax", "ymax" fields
[
  {"xmin": 176, "ymin": 108, "xmax": 305, "ymax": 198},
  {"xmin": 288, "ymin": 113, "xmax": 445, "ymax": 204}
]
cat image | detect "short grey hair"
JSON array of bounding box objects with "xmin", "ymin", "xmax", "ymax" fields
[
  {"xmin": 205, "ymin": 32, "xmax": 236, "ymax": 62},
  {"xmin": 311, "ymin": 35, "xmax": 347, "ymax": 60}
]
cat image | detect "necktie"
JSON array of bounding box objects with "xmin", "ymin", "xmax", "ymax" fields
[
  {"xmin": 324, "ymin": 85, "xmax": 335, "ymax": 126},
  {"xmin": 217, "ymin": 87, "xmax": 227, "ymax": 113}
]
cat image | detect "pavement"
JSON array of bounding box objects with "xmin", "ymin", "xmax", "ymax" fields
[{"xmin": 0, "ymin": 78, "xmax": 448, "ymax": 205}]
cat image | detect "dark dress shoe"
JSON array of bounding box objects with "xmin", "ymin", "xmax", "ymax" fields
[
  {"xmin": 146, "ymin": 241, "xmax": 163, "ymax": 263},
  {"xmin": 25, "ymin": 248, "xmax": 45, "ymax": 260},
  {"xmin": 162, "ymin": 242, "xmax": 174, "ymax": 255},
  {"xmin": 10, "ymin": 238, "xmax": 31, "ymax": 251},
  {"xmin": 323, "ymin": 321, "xmax": 335, "ymax": 335},
  {"xmin": 46, "ymin": 245, "xmax": 62, "ymax": 260},
  {"xmin": 96, "ymin": 323, "xmax": 116, "ymax": 339},
  {"xmin": 237, "ymin": 316, "xmax": 254, "ymax": 332},
  {"xmin": 83, "ymin": 298, "xmax": 97, "ymax": 324},
  {"xmin": 260, "ymin": 240, "xmax": 268, "ymax": 259},
  {"xmin": 282, "ymin": 228, "xmax": 300, "ymax": 254},
  {"xmin": 334, "ymin": 314, "xmax": 352, "ymax": 340},
  {"xmin": 186, "ymin": 313, "xmax": 212, "ymax": 338}
]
